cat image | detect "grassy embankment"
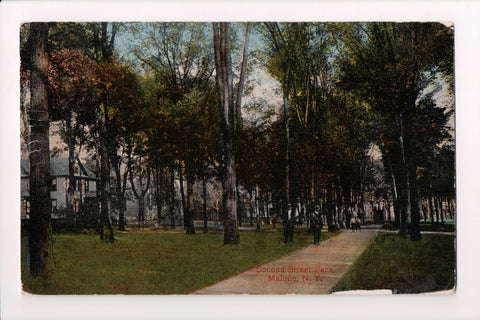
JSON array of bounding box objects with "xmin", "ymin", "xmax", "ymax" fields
[
  {"xmin": 22, "ymin": 228, "xmax": 336, "ymax": 294},
  {"xmin": 332, "ymin": 233, "xmax": 456, "ymax": 294}
]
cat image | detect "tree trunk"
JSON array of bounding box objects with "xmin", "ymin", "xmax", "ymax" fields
[
  {"xmin": 391, "ymin": 116, "xmax": 408, "ymax": 237},
  {"xmin": 66, "ymin": 116, "xmax": 76, "ymax": 217},
  {"xmin": 398, "ymin": 144, "xmax": 408, "ymax": 236},
  {"xmin": 422, "ymin": 200, "xmax": 428, "ymax": 223},
  {"xmin": 388, "ymin": 202, "xmax": 393, "ymax": 222},
  {"xmin": 155, "ymin": 169, "xmax": 162, "ymax": 227},
  {"xmin": 28, "ymin": 22, "xmax": 51, "ymax": 277},
  {"xmin": 114, "ymin": 157, "xmax": 126, "ymax": 231},
  {"xmin": 439, "ymin": 198, "xmax": 445, "ymax": 223},
  {"xmin": 129, "ymin": 160, "xmax": 151, "ymax": 230},
  {"xmin": 408, "ymin": 162, "xmax": 422, "ymax": 240},
  {"xmin": 99, "ymin": 112, "xmax": 114, "ymax": 242},
  {"xmin": 283, "ymin": 89, "xmax": 291, "ymax": 214},
  {"xmin": 185, "ymin": 175, "xmax": 196, "ymax": 235},
  {"xmin": 213, "ymin": 22, "xmax": 239, "ymax": 244},
  {"xmin": 308, "ymin": 164, "xmax": 316, "ymax": 227},
  {"xmin": 326, "ymin": 185, "xmax": 335, "ymax": 231},
  {"xmin": 402, "ymin": 117, "xmax": 421, "ymax": 240},
  {"xmin": 155, "ymin": 167, "xmax": 168, "ymax": 227},
  {"xmin": 138, "ymin": 198, "xmax": 145, "ymax": 229},
  {"xmin": 266, "ymin": 201, "xmax": 270, "ymax": 222},
  {"xmin": 94, "ymin": 22, "xmax": 118, "ymax": 241},
  {"xmin": 448, "ymin": 199, "xmax": 454, "ymax": 219},
  {"xmin": 203, "ymin": 176, "xmax": 208, "ymax": 233},
  {"xmin": 255, "ymin": 185, "xmax": 260, "ymax": 230},
  {"xmin": 169, "ymin": 168, "xmax": 176, "ymax": 230},
  {"xmin": 390, "ymin": 169, "xmax": 400, "ymax": 228},
  {"xmin": 428, "ymin": 196, "xmax": 434, "ymax": 223},
  {"xmin": 250, "ymin": 190, "xmax": 254, "ymax": 227},
  {"xmin": 236, "ymin": 184, "xmax": 242, "ymax": 226},
  {"xmin": 179, "ymin": 169, "xmax": 186, "ymax": 230}
]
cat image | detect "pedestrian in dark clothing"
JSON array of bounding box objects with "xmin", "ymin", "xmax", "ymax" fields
[
  {"xmin": 284, "ymin": 218, "xmax": 294, "ymax": 243},
  {"xmin": 351, "ymin": 216, "xmax": 361, "ymax": 231},
  {"xmin": 312, "ymin": 216, "xmax": 320, "ymax": 245},
  {"xmin": 355, "ymin": 217, "xmax": 361, "ymax": 231},
  {"xmin": 312, "ymin": 206, "xmax": 323, "ymax": 245}
]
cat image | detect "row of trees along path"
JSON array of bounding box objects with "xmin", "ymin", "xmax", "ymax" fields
[{"xmin": 21, "ymin": 22, "xmax": 454, "ymax": 279}]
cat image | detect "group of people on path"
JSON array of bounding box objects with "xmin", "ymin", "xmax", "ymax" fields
[
  {"xmin": 283, "ymin": 205, "xmax": 361, "ymax": 244},
  {"xmin": 283, "ymin": 206, "xmax": 323, "ymax": 244},
  {"xmin": 350, "ymin": 216, "xmax": 362, "ymax": 231}
]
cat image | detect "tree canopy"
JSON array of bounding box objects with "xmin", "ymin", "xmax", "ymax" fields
[{"xmin": 20, "ymin": 22, "xmax": 455, "ymax": 253}]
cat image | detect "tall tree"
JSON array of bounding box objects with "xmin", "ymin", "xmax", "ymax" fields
[
  {"xmin": 261, "ymin": 22, "xmax": 294, "ymax": 218},
  {"xmin": 131, "ymin": 22, "xmax": 216, "ymax": 234},
  {"xmin": 47, "ymin": 48, "xmax": 97, "ymax": 217},
  {"xmin": 91, "ymin": 22, "xmax": 120, "ymax": 242},
  {"xmin": 26, "ymin": 23, "xmax": 51, "ymax": 277},
  {"xmin": 96, "ymin": 58, "xmax": 141, "ymax": 231},
  {"xmin": 260, "ymin": 22, "xmax": 339, "ymax": 223},
  {"xmin": 213, "ymin": 22, "xmax": 239, "ymax": 244}
]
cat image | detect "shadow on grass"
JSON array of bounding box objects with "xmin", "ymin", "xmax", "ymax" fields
[{"xmin": 331, "ymin": 233, "xmax": 456, "ymax": 294}]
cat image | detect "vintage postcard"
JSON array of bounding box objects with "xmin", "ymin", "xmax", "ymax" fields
[{"xmin": 19, "ymin": 20, "xmax": 455, "ymax": 296}]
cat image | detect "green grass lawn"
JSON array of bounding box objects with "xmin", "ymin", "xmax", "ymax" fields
[
  {"xmin": 331, "ymin": 233, "xmax": 456, "ymax": 294},
  {"xmin": 22, "ymin": 228, "xmax": 336, "ymax": 294}
]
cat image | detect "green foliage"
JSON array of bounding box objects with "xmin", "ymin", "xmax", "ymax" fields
[
  {"xmin": 332, "ymin": 233, "xmax": 456, "ymax": 293},
  {"xmin": 338, "ymin": 22, "xmax": 454, "ymax": 234},
  {"xmin": 417, "ymin": 144, "xmax": 455, "ymax": 199},
  {"xmin": 46, "ymin": 23, "xmax": 95, "ymax": 56},
  {"xmin": 129, "ymin": 22, "xmax": 219, "ymax": 173},
  {"xmin": 236, "ymin": 119, "xmax": 270, "ymax": 192},
  {"xmin": 96, "ymin": 59, "xmax": 142, "ymax": 135},
  {"xmin": 257, "ymin": 22, "xmax": 376, "ymax": 210}
]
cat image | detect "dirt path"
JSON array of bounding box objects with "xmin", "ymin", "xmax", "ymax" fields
[{"xmin": 193, "ymin": 228, "xmax": 379, "ymax": 294}]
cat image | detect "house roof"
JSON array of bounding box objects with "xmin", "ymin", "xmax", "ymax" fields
[{"xmin": 21, "ymin": 158, "xmax": 96, "ymax": 179}]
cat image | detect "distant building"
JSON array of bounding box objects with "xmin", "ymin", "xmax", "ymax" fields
[{"xmin": 21, "ymin": 158, "xmax": 97, "ymax": 219}]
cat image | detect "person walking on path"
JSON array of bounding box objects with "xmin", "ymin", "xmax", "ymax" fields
[
  {"xmin": 284, "ymin": 217, "xmax": 294, "ymax": 243},
  {"xmin": 312, "ymin": 205, "xmax": 323, "ymax": 245},
  {"xmin": 284, "ymin": 204, "xmax": 294, "ymax": 243},
  {"xmin": 355, "ymin": 217, "xmax": 361, "ymax": 231},
  {"xmin": 351, "ymin": 216, "xmax": 361, "ymax": 231}
]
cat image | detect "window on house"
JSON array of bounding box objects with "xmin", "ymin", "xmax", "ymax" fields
[
  {"xmin": 50, "ymin": 178, "xmax": 57, "ymax": 192},
  {"xmin": 85, "ymin": 180, "xmax": 90, "ymax": 192},
  {"xmin": 69, "ymin": 178, "xmax": 76, "ymax": 191},
  {"xmin": 51, "ymin": 199, "xmax": 57, "ymax": 212}
]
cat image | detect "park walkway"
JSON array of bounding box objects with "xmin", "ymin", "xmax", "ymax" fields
[{"xmin": 193, "ymin": 226, "xmax": 379, "ymax": 294}]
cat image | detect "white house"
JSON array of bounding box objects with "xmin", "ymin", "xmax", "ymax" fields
[{"xmin": 21, "ymin": 158, "xmax": 97, "ymax": 218}]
